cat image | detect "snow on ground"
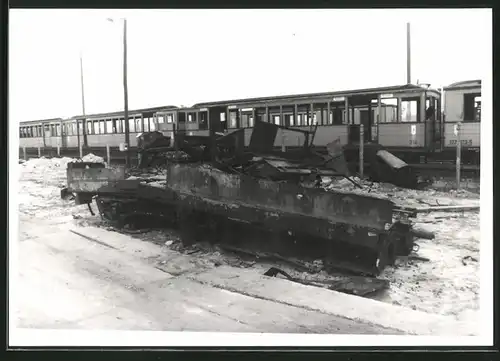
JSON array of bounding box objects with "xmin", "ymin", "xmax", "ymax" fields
[{"xmin": 16, "ymin": 157, "xmax": 481, "ymax": 324}]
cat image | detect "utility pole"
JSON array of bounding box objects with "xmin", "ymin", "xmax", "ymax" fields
[
  {"xmin": 406, "ymin": 22, "xmax": 411, "ymax": 84},
  {"xmin": 80, "ymin": 52, "xmax": 87, "ymax": 150},
  {"xmin": 405, "ymin": 22, "xmax": 412, "ymax": 122},
  {"xmin": 123, "ymin": 18, "xmax": 130, "ymax": 168}
]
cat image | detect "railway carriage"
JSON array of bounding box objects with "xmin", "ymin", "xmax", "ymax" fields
[
  {"xmin": 441, "ymin": 80, "xmax": 481, "ymax": 163},
  {"xmin": 157, "ymin": 84, "xmax": 442, "ymax": 159},
  {"xmin": 19, "ymin": 118, "xmax": 65, "ymax": 150},
  {"xmin": 18, "ymin": 80, "xmax": 481, "ymax": 166}
]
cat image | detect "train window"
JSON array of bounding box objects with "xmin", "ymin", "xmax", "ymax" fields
[
  {"xmin": 187, "ymin": 114, "xmax": 192, "ymax": 122},
  {"xmin": 313, "ymin": 113, "xmax": 318, "ymax": 125},
  {"xmin": 157, "ymin": 115, "xmax": 164, "ymax": 124},
  {"xmin": 19, "ymin": 128, "xmax": 24, "ymax": 138},
  {"xmin": 150, "ymin": 119, "xmax": 156, "ymax": 131},
  {"xmin": 475, "ymin": 96, "xmax": 481, "ymax": 122},
  {"xmin": 273, "ymin": 115, "xmax": 280, "ymax": 125},
  {"xmin": 135, "ymin": 118, "xmax": 142, "ymax": 132},
  {"xmin": 86, "ymin": 121, "xmax": 92, "ymax": 135},
  {"xmin": 106, "ymin": 120, "xmax": 113, "ymax": 133},
  {"xmin": 463, "ymin": 93, "xmax": 481, "ymax": 122},
  {"xmin": 99, "ymin": 120, "xmax": 105, "ymax": 134},
  {"xmin": 400, "ymin": 100, "xmax": 418, "ymax": 122},
  {"xmin": 129, "ymin": 118, "xmax": 136, "ymax": 133},
  {"xmin": 166, "ymin": 114, "xmax": 173, "ymax": 124},
  {"xmin": 92, "ymin": 121, "xmax": 99, "ymax": 134},
  {"xmin": 118, "ymin": 119, "xmax": 124, "ymax": 133},
  {"xmin": 111, "ymin": 119, "xmax": 117, "ymax": 133},
  {"xmin": 144, "ymin": 118, "xmax": 150, "ymax": 132},
  {"xmin": 220, "ymin": 112, "xmax": 226, "ymax": 122},
  {"xmin": 54, "ymin": 124, "xmax": 59, "ymax": 136},
  {"xmin": 379, "ymin": 99, "xmax": 398, "ymax": 123},
  {"xmin": 229, "ymin": 112, "xmax": 238, "ymax": 128},
  {"xmin": 240, "ymin": 114, "xmax": 248, "ymax": 128}
]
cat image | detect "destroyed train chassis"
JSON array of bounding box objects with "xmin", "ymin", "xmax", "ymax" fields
[
  {"xmin": 93, "ymin": 164, "xmax": 416, "ymax": 276},
  {"xmin": 95, "ymin": 192, "xmax": 412, "ymax": 276}
]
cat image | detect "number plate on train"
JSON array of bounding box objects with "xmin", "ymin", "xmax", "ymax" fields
[{"xmin": 449, "ymin": 139, "xmax": 473, "ymax": 145}]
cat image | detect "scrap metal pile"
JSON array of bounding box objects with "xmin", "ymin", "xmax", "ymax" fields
[{"xmin": 62, "ymin": 121, "xmax": 434, "ymax": 276}]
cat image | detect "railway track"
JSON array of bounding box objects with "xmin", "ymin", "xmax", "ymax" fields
[{"xmin": 19, "ymin": 146, "xmax": 480, "ymax": 189}]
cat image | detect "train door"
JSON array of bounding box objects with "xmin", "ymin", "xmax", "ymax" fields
[
  {"xmin": 198, "ymin": 109, "xmax": 209, "ymax": 134},
  {"xmin": 44, "ymin": 124, "xmax": 51, "ymax": 147},
  {"xmin": 359, "ymin": 109, "xmax": 372, "ymax": 142},
  {"xmin": 349, "ymin": 95, "xmax": 373, "ymax": 143},
  {"xmin": 424, "ymin": 96, "xmax": 439, "ymax": 151},
  {"xmin": 208, "ymin": 106, "xmax": 227, "ymax": 134},
  {"xmin": 177, "ymin": 112, "xmax": 187, "ymax": 132},
  {"xmin": 435, "ymin": 96, "xmax": 443, "ymax": 151},
  {"xmin": 60, "ymin": 121, "xmax": 67, "ymax": 149}
]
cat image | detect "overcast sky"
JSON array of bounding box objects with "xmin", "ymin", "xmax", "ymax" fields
[{"xmin": 9, "ymin": 8, "xmax": 491, "ymax": 123}]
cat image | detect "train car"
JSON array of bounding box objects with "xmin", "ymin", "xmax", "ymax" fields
[
  {"xmin": 442, "ymin": 80, "xmax": 481, "ymax": 163},
  {"xmin": 174, "ymin": 84, "xmax": 443, "ymax": 157},
  {"xmin": 19, "ymin": 118, "xmax": 65, "ymax": 150},
  {"xmin": 155, "ymin": 106, "xmax": 211, "ymax": 143},
  {"xmin": 18, "ymin": 80, "xmax": 481, "ymax": 167},
  {"xmin": 20, "ymin": 105, "xmax": 179, "ymax": 153}
]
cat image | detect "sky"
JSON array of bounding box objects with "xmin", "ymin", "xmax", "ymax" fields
[{"xmin": 9, "ymin": 8, "xmax": 491, "ymax": 123}]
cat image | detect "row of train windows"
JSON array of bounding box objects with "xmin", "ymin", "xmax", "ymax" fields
[
  {"xmin": 19, "ymin": 116, "xmax": 165, "ymax": 138},
  {"xmin": 223, "ymin": 109, "xmax": 416, "ymax": 128},
  {"xmin": 85, "ymin": 117, "xmax": 157, "ymax": 135}
]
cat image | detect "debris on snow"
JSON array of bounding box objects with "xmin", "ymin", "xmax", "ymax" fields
[{"xmin": 81, "ymin": 153, "xmax": 105, "ymax": 164}]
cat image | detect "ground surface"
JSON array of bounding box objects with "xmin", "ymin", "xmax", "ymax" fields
[
  {"xmin": 15, "ymin": 156, "xmax": 481, "ymax": 333},
  {"xmin": 14, "ymin": 156, "xmax": 402, "ymax": 334}
]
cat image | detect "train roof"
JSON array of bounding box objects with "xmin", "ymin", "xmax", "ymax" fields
[
  {"xmin": 19, "ymin": 118, "xmax": 63, "ymax": 125},
  {"xmin": 71, "ymin": 105, "xmax": 178, "ymax": 120},
  {"xmin": 193, "ymin": 83, "xmax": 441, "ymax": 108},
  {"xmin": 444, "ymin": 80, "xmax": 481, "ymax": 91}
]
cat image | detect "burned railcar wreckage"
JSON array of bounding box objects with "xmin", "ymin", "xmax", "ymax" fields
[{"xmin": 63, "ymin": 120, "xmax": 429, "ymax": 276}]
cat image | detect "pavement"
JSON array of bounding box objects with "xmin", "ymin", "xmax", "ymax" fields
[
  {"xmin": 14, "ymin": 216, "xmax": 402, "ymax": 334},
  {"xmin": 14, "ymin": 215, "xmax": 476, "ymax": 337}
]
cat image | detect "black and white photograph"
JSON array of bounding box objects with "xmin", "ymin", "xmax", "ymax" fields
[{"xmin": 8, "ymin": 8, "xmax": 492, "ymax": 347}]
